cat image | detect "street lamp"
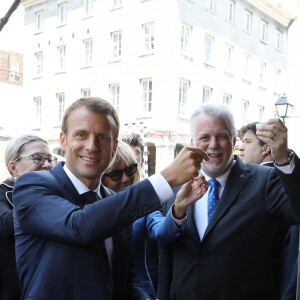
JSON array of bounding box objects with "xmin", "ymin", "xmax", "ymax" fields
[{"xmin": 275, "ymin": 94, "xmax": 294, "ymax": 124}]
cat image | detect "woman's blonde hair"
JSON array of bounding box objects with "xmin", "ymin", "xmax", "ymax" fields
[{"xmin": 105, "ymin": 140, "xmax": 141, "ymax": 183}]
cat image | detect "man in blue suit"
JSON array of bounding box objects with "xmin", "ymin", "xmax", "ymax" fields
[
  {"xmin": 150, "ymin": 103, "xmax": 300, "ymax": 300},
  {"xmin": 13, "ymin": 97, "xmax": 208, "ymax": 300}
]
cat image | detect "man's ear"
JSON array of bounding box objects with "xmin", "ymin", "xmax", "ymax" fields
[
  {"xmin": 262, "ymin": 144, "xmax": 271, "ymax": 155},
  {"xmin": 60, "ymin": 132, "xmax": 66, "ymax": 151},
  {"xmin": 112, "ymin": 139, "xmax": 118, "ymax": 158}
]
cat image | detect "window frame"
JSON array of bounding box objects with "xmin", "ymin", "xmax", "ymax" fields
[
  {"xmin": 58, "ymin": 2, "xmax": 67, "ymax": 24},
  {"xmin": 178, "ymin": 79, "xmax": 190, "ymax": 115},
  {"xmin": 33, "ymin": 96, "xmax": 42, "ymax": 126},
  {"xmin": 57, "ymin": 92, "xmax": 65, "ymax": 123},
  {"xmin": 181, "ymin": 23, "xmax": 192, "ymax": 53},
  {"xmin": 110, "ymin": 83, "xmax": 120, "ymax": 112},
  {"xmin": 83, "ymin": 38, "xmax": 93, "ymax": 66},
  {"xmin": 111, "ymin": 31, "xmax": 122, "ymax": 59},
  {"xmin": 140, "ymin": 78, "xmax": 152, "ymax": 113},
  {"xmin": 142, "ymin": 22, "xmax": 155, "ymax": 52}
]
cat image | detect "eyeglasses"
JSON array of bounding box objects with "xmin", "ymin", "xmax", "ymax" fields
[
  {"xmin": 14, "ymin": 153, "xmax": 58, "ymax": 166},
  {"xmin": 104, "ymin": 163, "xmax": 138, "ymax": 181}
]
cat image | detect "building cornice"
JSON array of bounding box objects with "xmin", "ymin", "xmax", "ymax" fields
[
  {"xmin": 247, "ymin": 0, "xmax": 296, "ymax": 27},
  {"xmin": 21, "ymin": 0, "xmax": 47, "ymax": 8}
]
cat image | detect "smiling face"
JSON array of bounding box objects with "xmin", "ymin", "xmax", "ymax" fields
[
  {"xmin": 60, "ymin": 107, "xmax": 118, "ymax": 190},
  {"xmin": 102, "ymin": 159, "xmax": 136, "ymax": 193},
  {"xmin": 194, "ymin": 113, "xmax": 235, "ymax": 178}
]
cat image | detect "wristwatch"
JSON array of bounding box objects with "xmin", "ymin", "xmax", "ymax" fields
[{"xmin": 274, "ymin": 149, "xmax": 294, "ymax": 167}]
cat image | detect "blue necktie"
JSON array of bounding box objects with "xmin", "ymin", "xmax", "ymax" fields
[{"xmin": 207, "ymin": 179, "xmax": 220, "ymax": 223}]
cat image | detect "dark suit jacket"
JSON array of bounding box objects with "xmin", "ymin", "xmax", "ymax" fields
[
  {"xmin": 13, "ymin": 162, "xmax": 162, "ymax": 300},
  {"xmin": 158, "ymin": 156, "xmax": 300, "ymax": 300},
  {"xmin": 0, "ymin": 179, "xmax": 21, "ymax": 300}
]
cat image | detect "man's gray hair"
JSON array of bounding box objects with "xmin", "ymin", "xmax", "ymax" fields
[{"xmin": 191, "ymin": 102, "xmax": 237, "ymax": 139}]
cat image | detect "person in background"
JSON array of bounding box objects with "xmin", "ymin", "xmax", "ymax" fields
[
  {"xmin": 13, "ymin": 97, "xmax": 208, "ymax": 300},
  {"xmin": 151, "ymin": 102, "xmax": 300, "ymax": 300},
  {"xmin": 239, "ymin": 122, "xmax": 273, "ymax": 166},
  {"xmin": 122, "ymin": 133, "xmax": 160, "ymax": 294},
  {"xmin": 0, "ymin": 134, "xmax": 57, "ymax": 300},
  {"xmin": 103, "ymin": 140, "xmax": 208, "ymax": 299},
  {"xmin": 102, "ymin": 140, "xmax": 155, "ymax": 298},
  {"xmin": 240, "ymin": 121, "xmax": 298, "ymax": 300},
  {"xmin": 122, "ymin": 133, "xmax": 144, "ymax": 169}
]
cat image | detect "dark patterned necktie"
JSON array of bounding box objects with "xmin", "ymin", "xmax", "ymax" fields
[
  {"xmin": 207, "ymin": 179, "xmax": 220, "ymax": 223},
  {"xmin": 81, "ymin": 191, "xmax": 100, "ymax": 204}
]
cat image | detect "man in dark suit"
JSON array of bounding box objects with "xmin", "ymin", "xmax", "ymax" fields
[
  {"xmin": 239, "ymin": 121, "xmax": 299, "ymax": 299},
  {"xmin": 154, "ymin": 103, "xmax": 300, "ymax": 300},
  {"xmin": 12, "ymin": 97, "xmax": 208, "ymax": 300}
]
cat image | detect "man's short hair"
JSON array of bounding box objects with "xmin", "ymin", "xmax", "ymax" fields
[
  {"xmin": 240, "ymin": 122, "xmax": 265, "ymax": 147},
  {"xmin": 61, "ymin": 97, "xmax": 120, "ymax": 138}
]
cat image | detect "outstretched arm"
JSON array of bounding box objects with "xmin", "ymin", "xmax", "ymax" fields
[{"xmin": 147, "ymin": 176, "xmax": 208, "ymax": 245}]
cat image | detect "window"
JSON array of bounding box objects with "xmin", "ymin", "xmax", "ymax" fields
[
  {"xmin": 261, "ymin": 20, "xmax": 268, "ymax": 43},
  {"xmin": 111, "ymin": 31, "xmax": 122, "ymax": 58},
  {"xmin": 10, "ymin": 61, "xmax": 20, "ymax": 81},
  {"xmin": 224, "ymin": 44, "xmax": 234, "ymax": 71},
  {"xmin": 35, "ymin": 11, "xmax": 43, "ymax": 32},
  {"xmin": 141, "ymin": 78, "xmax": 152, "ymax": 113},
  {"xmin": 242, "ymin": 52, "xmax": 251, "ymax": 80},
  {"xmin": 203, "ymin": 86, "xmax": 213, "ymax": 102},
  {"xmin": 110, "ymin": 83, "xmax": 120, "ymax": 112},
  {"xmin": 257, "ymin": 105, "xmax": 264, "ymax": 122},
  {"xmin": 58, "ymin": 2, "xmax": 67, "ymax": 24},
  {"xmin": 241, "ymin": 100, "xmax": 249, "ymax": 120},
  {"xmin": 57, "ymin": 46, "xmax": 66, "ymax": 72},
  {"xmin": 83, "ymin": 39, "xmax": 93, "ymax": 65},
  {"xmin": 181, "ymin": 23, "xmax": 191, "ymax": 53},
  {"xmin": 178, "ymin": 79, "xmax": 190, "ymax": 115},
  {"xmin": 34, "ymin": 97, "xmax": 42, "ymax": 126},
  {"xmin": 84, "ymin": 0, "xmax": 93, "ymax": 15},
  {"xmin": 274, "ymin": 68, "xmax": 281, "ymax": 89},
  {"xmin": 226, "ymin": 0, "xmax": 235, "ymax": 23},
  {"xmin": 143, "ymin": 23, "xmax": 154, "ymax": 52},
  {"xmin": 113, "ymin": 0, "xmax": 122, "ymax": 6},
  {"xmin": 244, "ymin": 10, "xmax": 252, "ymax": 33},
  {"xmin": 57, "ymin": 93, "xmax": 65, "ymax": 123},
  {"xmin": 223, "ymin": 93, "xmax": 232, "ymax": 105},
  {"xmin": 204, "ymin": 34, "xmax": 214, "ymax": 64},
  {"xmin": 207, "ymin": 0, "xmax": 216, "ymax": 12},
  {"xmin": 81, "ymin": 88, "xmax": 91, "ymax": 97},
  {"xmin": 34, "ymin": 51, "xmax": 43, "ymax": 77},
  {"xmin": 259, "ymin": 62, "xmax": 266, "ymax": 85},
  {"xmin": 276, "ymin": 29, "xmax": 282, "ymax": 51}
]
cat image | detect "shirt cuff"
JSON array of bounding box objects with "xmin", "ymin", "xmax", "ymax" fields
[{"xmin": 148, "ymin": 173, "xmax": 174, "ymax": 204}]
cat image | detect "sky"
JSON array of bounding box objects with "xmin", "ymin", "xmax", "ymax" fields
[{"xmin": 0, "ymin": 1, "xmax": 25, "ymax": 52}]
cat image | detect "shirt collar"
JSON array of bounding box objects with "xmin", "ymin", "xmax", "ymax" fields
[
  {"xmin": 63, "ymin": 164, "xmax": 101, "ymax": 196},
  {"xmin": 201, "ymin": 158, "xmax": 235, "ymax": 189}
]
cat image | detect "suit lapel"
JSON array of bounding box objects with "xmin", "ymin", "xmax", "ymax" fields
[
  {"xmin": 51, "ymin": 162, "xmax": 85, "ymax": 207},
  {"xmin": 203, "ymin": 158, "xmax": 250, "ymax": 240},
  {"xmin": 185, "ymin": 205, "xmax": 202, "ymax": 244}
]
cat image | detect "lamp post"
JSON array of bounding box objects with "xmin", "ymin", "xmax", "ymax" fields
[{"xmin": 275, "ymin": 94, "xmax": 294, "ymax": 124}]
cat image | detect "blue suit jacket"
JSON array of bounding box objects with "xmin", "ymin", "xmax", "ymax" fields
[
  {"xmin": 13, "ymin": 162, "xmax": 162, "ymax": 300},
  {"xmin": 156, "ymin": 156, "xmax": 300, "ymax": 300}
]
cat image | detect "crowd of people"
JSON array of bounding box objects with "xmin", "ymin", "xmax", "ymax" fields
[{"xmin": 0, "ymin": 97, "xmax": 299, "ymax": 300}]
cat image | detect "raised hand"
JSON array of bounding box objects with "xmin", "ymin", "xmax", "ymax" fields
[
  {"xmin": 256, "ymin": 118, "xmax": 289, "ymax": 164},
  {"xmin": 160, "ymin": 147, "xmax": 209, "ymax": 187},
  {"xmin": 173, "ymin": 175, "xmax": 208, "ymax": 219}
]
